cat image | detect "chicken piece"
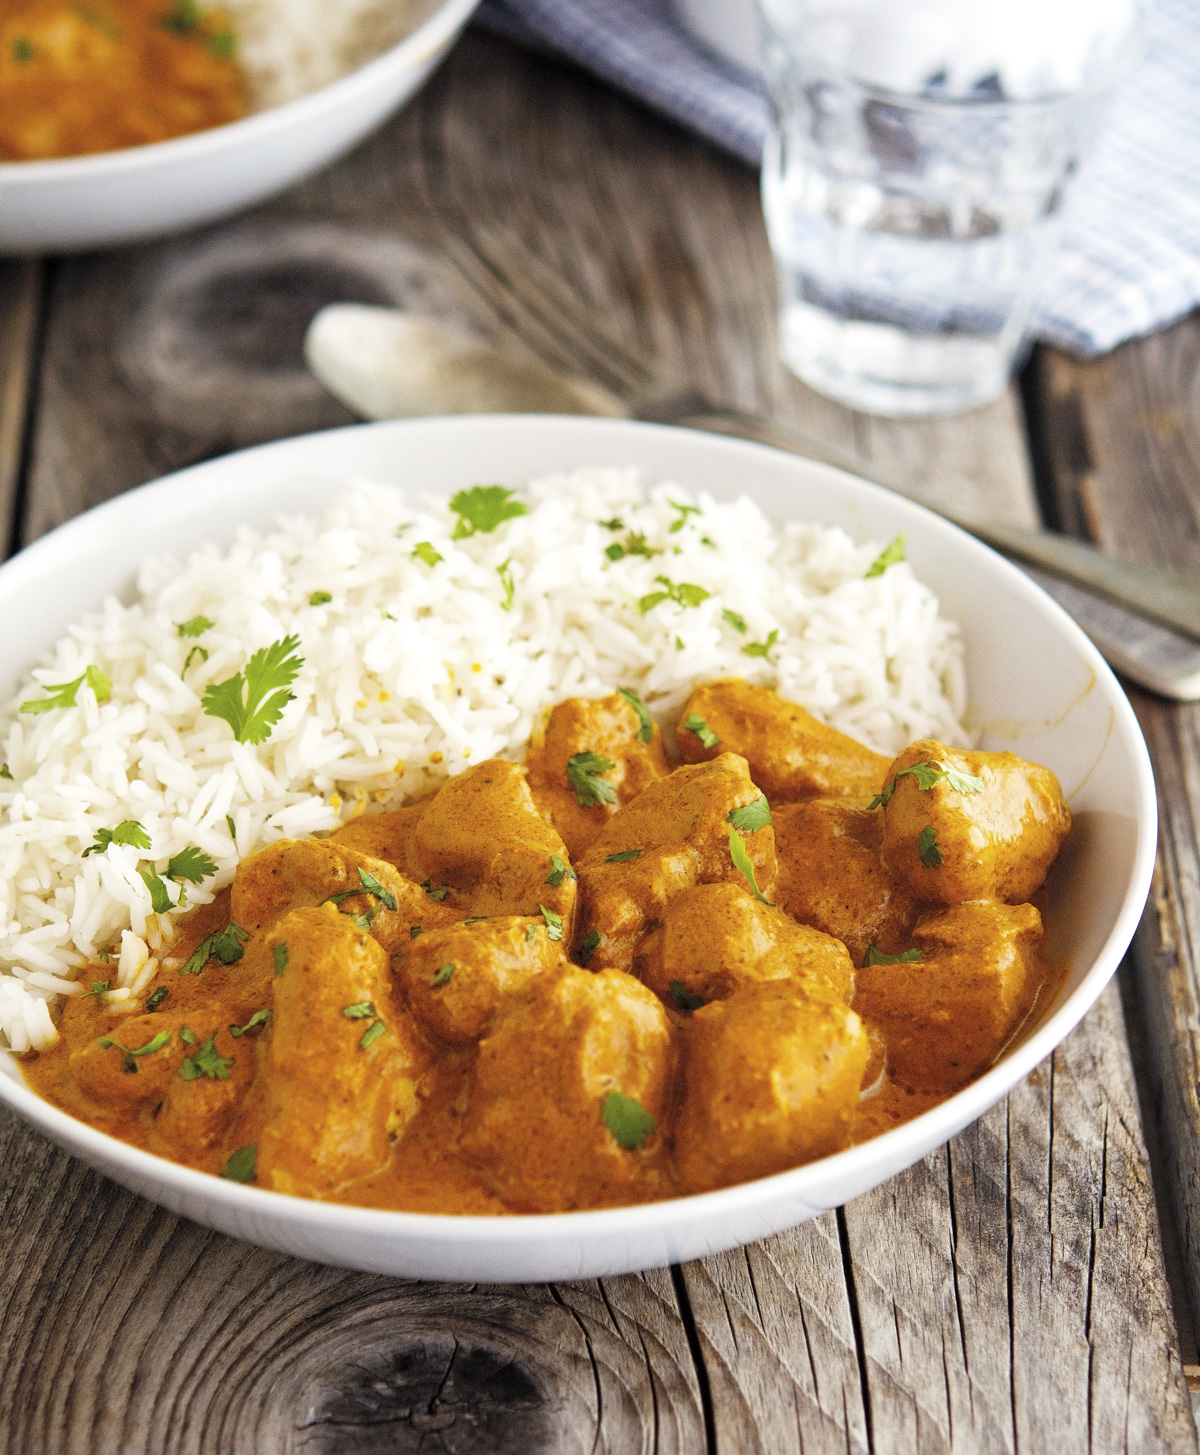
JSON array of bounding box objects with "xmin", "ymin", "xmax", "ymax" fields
[
  {"xmin": 638, "ymin": 882, "xmax": 853, "ymax": 1007},
  {"xmin": 881, "ymin": 740, "xmax": 1071, "ymax": 906},
  {"xmin": 410, "ymin": 760, "xmax": 577, "ymax": 926},
  {"xmin": 677, "ymin": 679, "xmax": 889, "ymax": 802},
  {"xmin": 230, "ymin": 837, "xmax": 445, "ymax": 955},
  {"xmin": 254, "ymin": 905, "xmax": 430, "ymax": 1197},
  {"xmin": 67, "ymin": 1009, "xmax": 200, "ymax": 1109},
  {"xmin": 575, "ymin": 754, "xmax": 775, "ymax": 975},
  {"xmin": 675, "ymin": 982, "xmax": 869, "ymax": 1193},
  {"xmin": 155, "ymin": 1016, "xmax": 259, "ymax": 1164},
  {"xmin": 773, "ymin": 798, "xmax": 918, "ymax": 967},
  {"xmin": 330, "ymin": 800, "xmax": 431, "ymax": 872},
  {"xmin": 398, "ymin": 915, "xmax": 564, "ymax": 1047},
  {"xmin": 460, "ymin": 965, "xmax": 674, "ymax": 1212},
  {"xmin": 855, "ymin": 900, "xmax": 1044, "ymax": 1092},
  {"xmin": 525, "ymin": 693, "xmax": 671, "ymax": 859}
]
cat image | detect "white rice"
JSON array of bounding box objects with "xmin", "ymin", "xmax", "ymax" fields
[
  {"xmin": 212, "ymin": 0, "xmax": 426, "ymax": 111},
  {"xmin": 0, "ymin": 469, "xmax": 966, "ymax": 1051}
]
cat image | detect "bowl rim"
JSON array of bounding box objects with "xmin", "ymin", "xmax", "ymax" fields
[
  {"xmin": 0, "ymin": 413, "xmax": 1158, "ymax": 1249},
  {"xmin": 0, "ymin": 0, "xmax": 481, "ymax": 181}
]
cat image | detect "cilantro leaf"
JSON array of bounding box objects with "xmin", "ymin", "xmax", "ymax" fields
[
  {"xmin": 546, "ymin": 854, "xmax": 576, "ymax": 887},
  {"xmin": 421, "ymin": 879, "xmax": 449, "ymax": 903},
  {"xmin": 872, "ymin": 761, "xmax": 985, "ymax": 810},
  {"xmin": 324, "ymin": 868, "xmax": 399, "ymax": 911},
  {"xmin": 13, "ymin": 38, "xmax": 34, "ymax": 62},
  {"xmin": 637, "ymin": 589, "xmax": 672, "ymax": 614},
  {"xmin": 577, "ymin": 928, "xmax": 601, "ymax": 966},
  {"xmin": 605, "ymin": 849, "xmax": 641, "ymax": 863},
  {"xmin": 146, "ymin": 986, "xmax": 169, "ymax": 1012},
  {"xmin": 179, "ymin": 1032, "xmax": 234, "ymax": 1081},
  {"xmin": 343, "ymin": 1001, "xmax": 377, "ymax": 1019},
  {"xmin": 497, "ymin": 559, "xmax": 515, "ymax": 611},
  {"xmin": 618, "ymin": 687, "xmax": 654, "ymax": 744},
  {"xmin": 742, "ymin": 629, "xmax": 779, "ymax": 659},
  {"xmin": 97, "ymin": 1028, "xmax": 172, "ymax": 1074},
  {"xmin": 668, "ymin": 981, "xmax": 705, "ymax": 1012},
  {"xmin": 360, "ymin": 1020, "xmax": 387, "ymax": 1049},
  {"xmin": 230, "ymin": 1008, "xmax": 272, "ymax": 1037},
  {"xmin": 409, "ymin": 925, "xmax": 423, "ymax": 939},
  {"xmin": 638, "ymin": 576, "xmax": 710, "ymax": 614},
  {"xmin": 567, "ymin": 752, "xmax": 617, "ymax": 808},
  {"xmin": 728, "ymin": 795, "xmax": 772, "ymax": 834},
  {"xmin": 179, "ymin": 923, "xmax": 248, "ymax": 976},
  {"xmin": 721, "ymin": 608, "xmax": 747, "ymax": 634},
  {"xmin": 729, "ymin": 827, "xmax": 771, "ymax": 904},
  {"xmin": 177, "ymin": 616, "xmax": 214, "ymax": 638},
  {"xmin": 945, "ymin": 767, "xmax": 985, "ymax": 794},
  {"xmin": 867, "ymin": 781, "xmax": 895, "ymax": 811},
  {"xmin": 602, "ymin": 1091, "xmax": 656, "ymax": 1150},
  {"xmin": 865, "ymin": 533, "xmax": 906, "ymax": 579},
  {"xmin": 83, "ymin": 820, "xmax": 151, "ymax": 858},
  {"xmin": 273, "ymin": 944, "xmax": 288, "ymax": 976},
  {"xmin": 201, "ymin": 635, "xmax": 303, "ymax": 745},
  {"xmin": 183, "ymin": 645, "xmax": 208, "ymax": 676},
  {"xmin": 540, "ymin": 905, "xmax": 564, "ymax": 941},
  {"xmin": 864, "ymin": 945, "xmax": 924, "ymax": 966},
  {"xmin": 681, "ymin": 714, "xmax": 719, "ymax": 750},
  {"xmin": 89, "ymin": 980, "xmax": 110, "ymax": 997},
  {"xmin": 668, "ymin": 499, "xmax": 701, "ymax": 532},
  {"xmin": 450, "ymin": 485, "xmax": 528, "ymax": 539},
  {"xmin": 598, "ymin": 517, "xmax": 624, "ymax": 532},
  {"xmin": 607, "ymin": 532, "xmax": 658, "ymax": 562},
  {"xmin": 431, "ymin": 964, "xmax": 455, "ymax": 988},
  {"xmin": 0, "ymin": 764, "xmax": 11, "ymax": 780},
  {"xmin": 166, "ymin": 846, "xmax": 218, "ymax": 884},
  {"xmin": 308, "ymin": 591, "xmax": 332, "ymax": 606},
  {"xmin": 221, "ymin": 1145, "xmax": 256, "ymax": 1182},
  {"xmin": 21, "ymin": 665, "xmax": 111, "ymax": 715},
  {"xmin": 917, "ymin": 825, "xmax": 944, "ymax": 868},
  {"xmin": 898, "ymin": 761, "xmax": 947, "ymax": 791},
  {"xmin": 675, "ymin": 581, "xmax": 711, "ymax": 608},
  {"xmin": 226, "ymin": 815, "xmax": 237, "ymax": 841},
  {"xmin": 525, "ymin": 923, "xmax": 538, "ymax": 945},
  {"xmin": 140, "ymin": 870, "xmax": 174, "ymax": 915}
]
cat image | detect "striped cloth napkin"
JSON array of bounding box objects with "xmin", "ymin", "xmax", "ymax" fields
[{"xmin": 475, "ymin": 0, "xmax": 1200, "ymax": 357}]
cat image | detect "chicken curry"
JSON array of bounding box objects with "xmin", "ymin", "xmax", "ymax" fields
[
  {"xmin": 24, "ymin": 679, "xmax": 1071, "ymax": 1213},
  {"xmin": 1, "ymin": 1, "xmax": 245, "ymax": 162}
]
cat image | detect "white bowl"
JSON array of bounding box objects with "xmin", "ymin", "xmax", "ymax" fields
[
  {"xmin": 0, "ymin": 415, "xmax": 1155, "ymax": 1281},
  {"xmin": 0, "ymin": 0, "xmax": 480, "ymax": 255}
]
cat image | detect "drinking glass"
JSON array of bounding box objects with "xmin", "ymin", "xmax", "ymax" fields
[{"xmin": 756, "ymin": 0, "xmax": 1143, "ymax": 416}]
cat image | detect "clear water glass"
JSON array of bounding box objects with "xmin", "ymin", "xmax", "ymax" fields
[{"xmin": 757, "ymin": 0, "xmax": 1140, "ymax": 416}]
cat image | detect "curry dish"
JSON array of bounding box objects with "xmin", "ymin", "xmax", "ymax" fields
[
  {"xmin": 24, "ymin": 679, "xmax": 1071, "ymax": 1213},
  {"xmin": 0, "ymin": 1, "xmax": 245, "ymax": 162}
]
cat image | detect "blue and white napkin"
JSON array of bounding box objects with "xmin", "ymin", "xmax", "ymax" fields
[{"xmin": 476, "ymin": 0, "xmax": 1200, "ymax": 357}]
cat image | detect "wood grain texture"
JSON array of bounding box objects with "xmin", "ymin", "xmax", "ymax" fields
[
  {"xmin": 0, "ymin": 260, "xmax": 41, "ymax": 560},
  {"xmin": 0, "ymin": 27, "xmax": 1194, "ymax": 1453},
  {"xmin": 1039, "ymin": 323, "xmax": 1200, "ymax": 1356}
]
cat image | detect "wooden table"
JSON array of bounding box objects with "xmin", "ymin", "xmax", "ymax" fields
[{"xmin": 0, "ymin": 30, "xmax": 1198, "ymax": 1453}]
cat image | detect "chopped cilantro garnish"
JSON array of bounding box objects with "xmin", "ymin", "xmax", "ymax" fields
[
  {"xmin": 21, "ymin": 665, "xmax": 111, "ymax": 715},
  {"xmin": 605, "ymin": 849, "xmax": 641, "ymax": 863},
  {"xmin": 177, "ymin": 616, "xmax": 213, "ymax": 638},
  {"xmin": 0, "ymin": 764, "xmax": 11, "ymax": 780},
  {"xmin": 668, "ymin": 981, "xmax": 705, "ymax": 1012},
  {"xmin": 179, "ymin": 923, "xmax": 248, "ymax": 976},
  {"xmin": 450, "ymin": 485, "xmax": 527, "ymax": 538},
  {"xmin": 146, "ymin": 986, "xmax": 169, "ymax": 1012},
  {"xmin": 346, "ymin": 909, "xmax": 377, "ymax": 933},
  {"xmin": 618, "ymin": 686, "xmax": 653, "ymax": 744},
  {"xmin": 525, "ymin": 923, "xmax": 538, "ymax": 945},
  {"xmin": 606, "ymin": 532, "xmax": 658, "ymax": 562},
  {"xmin": 602, "ymin": 1091, "xmax": 656, "ymax": 1150},
  {"xmin": 83, "ymin": 820, "xmax": 151, "ymax": 858},
  {"xmin": 183, "ymin": 645, "xmax": 208, "ymax": 676},
  {"xmin": 869, "ymin": 761, "xmax": 984, "ymax": 810},
  {"xmin": 207, "ymin": 29, "xmax": 235, "ymax": 56},
  {"xmin": 409, "ymin": 925, "xmax": 423, "ymax": 939},
  {"xmin": 412, "ymin": 541, "xmax": 443, "ymax": 567},
  {"xmin": 201, "ymin": 635, "xmax": 302, "ymax": 745},
  {"xmin": 342, "ymin": 1001, "xmax": 376, "ymax": 1019},
  {"xmin": 421, "ymin": 880, "xmax": 449, "ymax": 903},
  {"xmin": 180, "ymin": 1027, "xmax": 196, "ymax": 1045},
  {"xmin": 221, "ymin": 1145, "xmax": 256, "ymax": 1182},
  {"xmin": 741, "ymin": 629, "xmax": 779, "ymax": 658},
  {"xmin": 226, "ymin": 815, "xmax": 237, "ymax": 841},
  {"xmin": 360, "ymin": 1020, "xmax": 387, "ymax": 1050},
  {"xmin": 462, "ymin": 916, "xmax": 487, "ymax": 925},
  {"xmin": 160, "ymin": 0, "xmax": 203, "ymax": 33},
  {"xmin": 97, "ymin": 949, "xmax": 111, "ymax": 964},
  {"xmin": 497, "ymin": 559, "xmax": 516, "ymax": 611},
  {"xmin": 729, "ymin": 826, "xmax": 771, "ymax": 904},
  {"xmin": 598, "ymin": 518, "xmax": 624, "ymax": 531},
  {"xmin": 722, "ymin": 608, "xmax": 747, "ymax": 634},
  {"xmin": 865, "ymin": 533, "xmax": 906, "ymax": 579},
  {"xmin": 166, "ymin": 846, "xmax": 218, "ymax": 884},
  {"xmin": 864, "ymin": 945, "xmax": 924, "ymax": 966},
  {"xmin": 577, "ymin": 928, "xmax": 601, "ymax": 966},
  {"xmin": 567, "ymin": 752, "xmax": 617, "ymax": 808},
  {"xmin": 546, "ymin": 854, "xmax": 576, "ymax": 887},
  {"xmin": 638, "ymin": 576, "xmax": 711, "ymax": 614},
  {"xmin": 682, "ymin": 714, "xmax": 719, "ymax": 750},
  {"xmin": 327, "ymin": 867, "xmax": 399, "ymax": 914},
  {"xmin": 701, "ymin": 536, "xmax": 717, "ymax": 549},
  {"xmin": 89, "ymin": 980, "xmax": 110, "ymax": 997},
  {"xmin": 180, "ymin": 1032, "xmax": 234, "ymax": 1081},
  {"xmin": 917, "ymin": 826, "xmax": 944, "ymax": 868},
  {"xmin": 140, "ymin": 870, "xmax": 174, "ymax": 914},
  {"xmin": 97, "ymin": 1028, "xmax": 172, "ymax": 1074},
  {"xmin": 308, "ymin": 591, "xmax": 332, "ymax": 606},
  {"xmin": 668, "ymin": 500, "xmax": 701, "ymax": 533},
  {"xmin": 431, "ymin": 964, "xmax": 455, "ymax": 988},
  {"xmin": 540, "ymin": 905, "xmax": 564, "ymax": 941},
  {"xmin": 230, "ymin": 1008, "xmax": 272, "ymax": 1037},
  {"xmin": 13, "ymin": 38, "xmax": 34, "ymax": 61},
  {"xmin": 728, "ymin": 795, "xmax": 772, "ymax": 834}
]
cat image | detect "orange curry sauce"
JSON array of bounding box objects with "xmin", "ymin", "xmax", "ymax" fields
[{"xmin": 0, "ymin": 1, "xmax": 245, "ymax": 162}]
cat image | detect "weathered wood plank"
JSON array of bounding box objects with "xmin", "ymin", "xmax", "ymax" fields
[{"xmin": 0, "ymin": 259, "xmax": 41, "ymax": 560}]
